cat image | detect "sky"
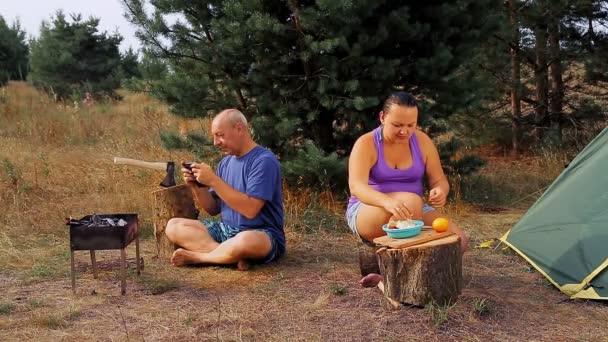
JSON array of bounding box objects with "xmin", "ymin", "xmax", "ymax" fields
[{"xmin": 0, "ymin": 0, "xmax": 141, "ymax": 52}]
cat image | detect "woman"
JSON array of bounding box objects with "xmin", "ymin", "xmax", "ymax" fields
[{"xmin": 346, "ymin": 91, "xmax": 468, "ymax": 286}]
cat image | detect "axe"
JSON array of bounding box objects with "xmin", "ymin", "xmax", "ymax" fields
[{"xmin": 114, "ymin": 157, "xmax": 176, "ymax": 188}]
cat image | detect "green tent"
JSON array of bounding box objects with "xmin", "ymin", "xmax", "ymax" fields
[{"xmin": 500, "ymin": 127, "xmax": 608, "ymax": 300}]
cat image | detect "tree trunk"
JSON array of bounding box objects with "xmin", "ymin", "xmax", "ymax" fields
[
  {"xmin": 548, "ymin": 7, "xmax": 564, "ymax": 144},
  {"xmin": 376, "ymin": 234, "xmax": 461, "ymax": 307},
  {"xmin": 587, "ymin": 12, "xmax": 596, "ymax": 48},
  {"xmin": 358, "ymin": 242, "xmax": 381, "ymax": 276},
  {"xmin": 533, "ymin": 0, "xmax": 549, "ymax": 142},
  {"xmin": 288, "ymin": 0, "xmax": 311, "ymax": 78},
  {"xmin": 152, "ymin": 184, "xmax": 199, "ymax": 260},
  {"xmin": 314, "ymin": 111, "xmax": 336, "ymax": 153},
  {"xmin": 508, "ymin": 0, "xmax": 522, "ymax": 158}
]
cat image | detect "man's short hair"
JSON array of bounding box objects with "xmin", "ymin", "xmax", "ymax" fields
[{"xmin": 221, "ymin": 109, "xmax": 248, "ymax": 127}]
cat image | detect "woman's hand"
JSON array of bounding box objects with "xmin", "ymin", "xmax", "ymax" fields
[
  {"xmin": 382, "ymin": 199, "xmax": 413, "ymax": 220},
  {"xmin": 428, "ymin": 187, "xmax": 447, "ymax": 208}
]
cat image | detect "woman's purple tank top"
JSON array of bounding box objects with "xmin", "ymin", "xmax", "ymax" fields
[{"xmin": 347, "ymin": 126, "xmax": 425, "ymax": 210}]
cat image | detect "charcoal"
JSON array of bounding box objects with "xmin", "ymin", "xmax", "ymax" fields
[{"xmin": 65, "ymin": 215, "xmax": 128, "ymax": 228}]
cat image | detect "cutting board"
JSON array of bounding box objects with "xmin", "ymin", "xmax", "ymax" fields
[{"xmin": 373, "ymin": 230, "xmax": 454, "ymax": 249}]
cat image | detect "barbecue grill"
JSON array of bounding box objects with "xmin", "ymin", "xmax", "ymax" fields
[{"xmin": 66, "ymin": 213, "xmax": 141, "ymax": 295}]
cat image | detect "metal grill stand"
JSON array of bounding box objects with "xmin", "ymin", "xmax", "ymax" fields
[{"xmin": 67, "ymin": 214, "xmax": 141, "ymax": 295}]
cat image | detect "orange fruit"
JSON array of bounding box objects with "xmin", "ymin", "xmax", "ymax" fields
[{"xmin": 432, "ymin": 218, "xmax": 449, "ymax": 232}]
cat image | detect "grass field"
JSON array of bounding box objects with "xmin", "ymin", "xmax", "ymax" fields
[{"xmin": 1, "ymin": 82, "xmax": 606, "ymax": 341}]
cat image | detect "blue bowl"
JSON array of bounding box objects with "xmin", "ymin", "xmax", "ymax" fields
[{"xmin": 381, "ymin": 220, "xmax": 424, "ymax": 239}]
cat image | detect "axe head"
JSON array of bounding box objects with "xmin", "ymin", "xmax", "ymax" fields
[{"xmin": 160, "ymin": 162, "xmax": 176, "ymax": 187}]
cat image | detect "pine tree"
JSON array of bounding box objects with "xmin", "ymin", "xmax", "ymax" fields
[
  {"xmin": 29, "ymin": 11, "xmax": 123, "ymax": 100},
  {"xmin": 120, "ymin": 47, "xmax": 141, "ymax": 80},
  {"xmin": 523, "ymin": 0, "xmax": 608, "ymax": 144},
  {"xmin": 530, "ymin": 0, "xmax": 550, "ymax": 141},
  {"xmin": 122, "ymin": 49, "xmax": 169, "ymax": 92},
  {"xmin": 547, "ymin": 0, "xmax": 566, "ymax": 143},
  {"xmin": 123, "ymin": 0, "xmax": 498, "ymax": 188},
  {"xmin": 563, "ymin": 0, "xmax": 608, "ymax": 83},
  {"xmin": 508, "ymin": 0, "xmax": 523, "ymax": 157},
  {"xmin": 470, "ymin": 0, "xmax": 608, "ymax": 151},
  {"xmin": 0, "ymin": 16, "xmax": 29, "ymax": 85}
]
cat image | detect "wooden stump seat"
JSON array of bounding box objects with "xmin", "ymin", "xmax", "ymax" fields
[
  {"xmin": 362, "ymin": 230, "xmax": 462, "ymax": 308},
  {"xmin": 152, "ymin": 184, "xmax": 198, "ymax": 260},
  {"xmin": 358, "ymin": 241, "xmax": 381, "ymax": 276}
]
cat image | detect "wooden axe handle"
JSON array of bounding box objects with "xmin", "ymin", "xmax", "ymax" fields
[{"xmin": 113, "ymin": 157, "xmax": 168, "ymax": 171}]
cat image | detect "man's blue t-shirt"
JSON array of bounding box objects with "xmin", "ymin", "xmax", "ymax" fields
[{"xmin": 210, "ymin": 146, "xmax": 284, "ymax": 244}]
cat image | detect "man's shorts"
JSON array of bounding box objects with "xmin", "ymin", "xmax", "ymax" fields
[
  {"xmin": 345, "ymin": 201, "xmax": 435, "ymax": 240},
  {"xmin": 201, "ymin": 219, "xmax": 285, "ymax": 264}
]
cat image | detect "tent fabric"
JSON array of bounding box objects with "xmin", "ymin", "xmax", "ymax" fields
[{"xmin": 500, "ymin": 127, "xmax": 608, "ymax": 300}]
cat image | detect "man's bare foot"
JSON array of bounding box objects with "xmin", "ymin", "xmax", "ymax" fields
[
  {"xmin": 236, "ymin": 259, "xmax": 250, "ymax": 271},
  {"xmin": 359, "ymin": 273, "xmax": 383, "ymax": 288},
  {"xmin": 171, "ymin": 248, "xmax": 202, "ymax": 266}
]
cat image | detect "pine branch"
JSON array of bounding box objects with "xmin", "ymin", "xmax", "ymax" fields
[
  {"xmin": 121, "ymin": 0, "xmax": 213, "ymax": 65},
  {"xmin": 492, "ymin": 33, "xmax": 539, "ymax": 69},
  {"xmin": 288, "ymin": 0, "xmax": 312, "ymax": 79}
]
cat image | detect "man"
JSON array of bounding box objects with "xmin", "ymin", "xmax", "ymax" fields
[{"xmin": 165, "ymin": 109, "xmax": 285, "ymax": 270}]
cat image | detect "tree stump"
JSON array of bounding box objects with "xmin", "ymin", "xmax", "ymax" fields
[
  {"xmin": 358, "ymin": 242, "xmax": 381, "ymax": 276},
  {"xmin": 376, "ymin": 234, "xmax": 462, "ymax": 307},
  {"xmin": 152, "ymin": 184, "xmax": 199, "ymax": 260}
]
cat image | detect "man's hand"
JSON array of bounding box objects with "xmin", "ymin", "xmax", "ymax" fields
[
  {"xmin": 181, "ymin": 161, "xmax": 220, "ymax": 215},
  {"xmin": 192, "ymin": 162, "xmax": 218, "ymax": 187},
  {"xmin": 181, "ymin": 161, "xmax": 198, "ymax": 186},
  {"xmin": 428, "ymin": 187, "xmax": 447, "ymax": 208}
]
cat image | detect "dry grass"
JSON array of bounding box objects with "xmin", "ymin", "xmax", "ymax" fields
[
  {"xmin": 1, "ymin": 82, "xmax": 607, "ymax": 341},
  {"xmin": 457, "ymin": 147, "xmax": 570, "ymax": 210}
]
